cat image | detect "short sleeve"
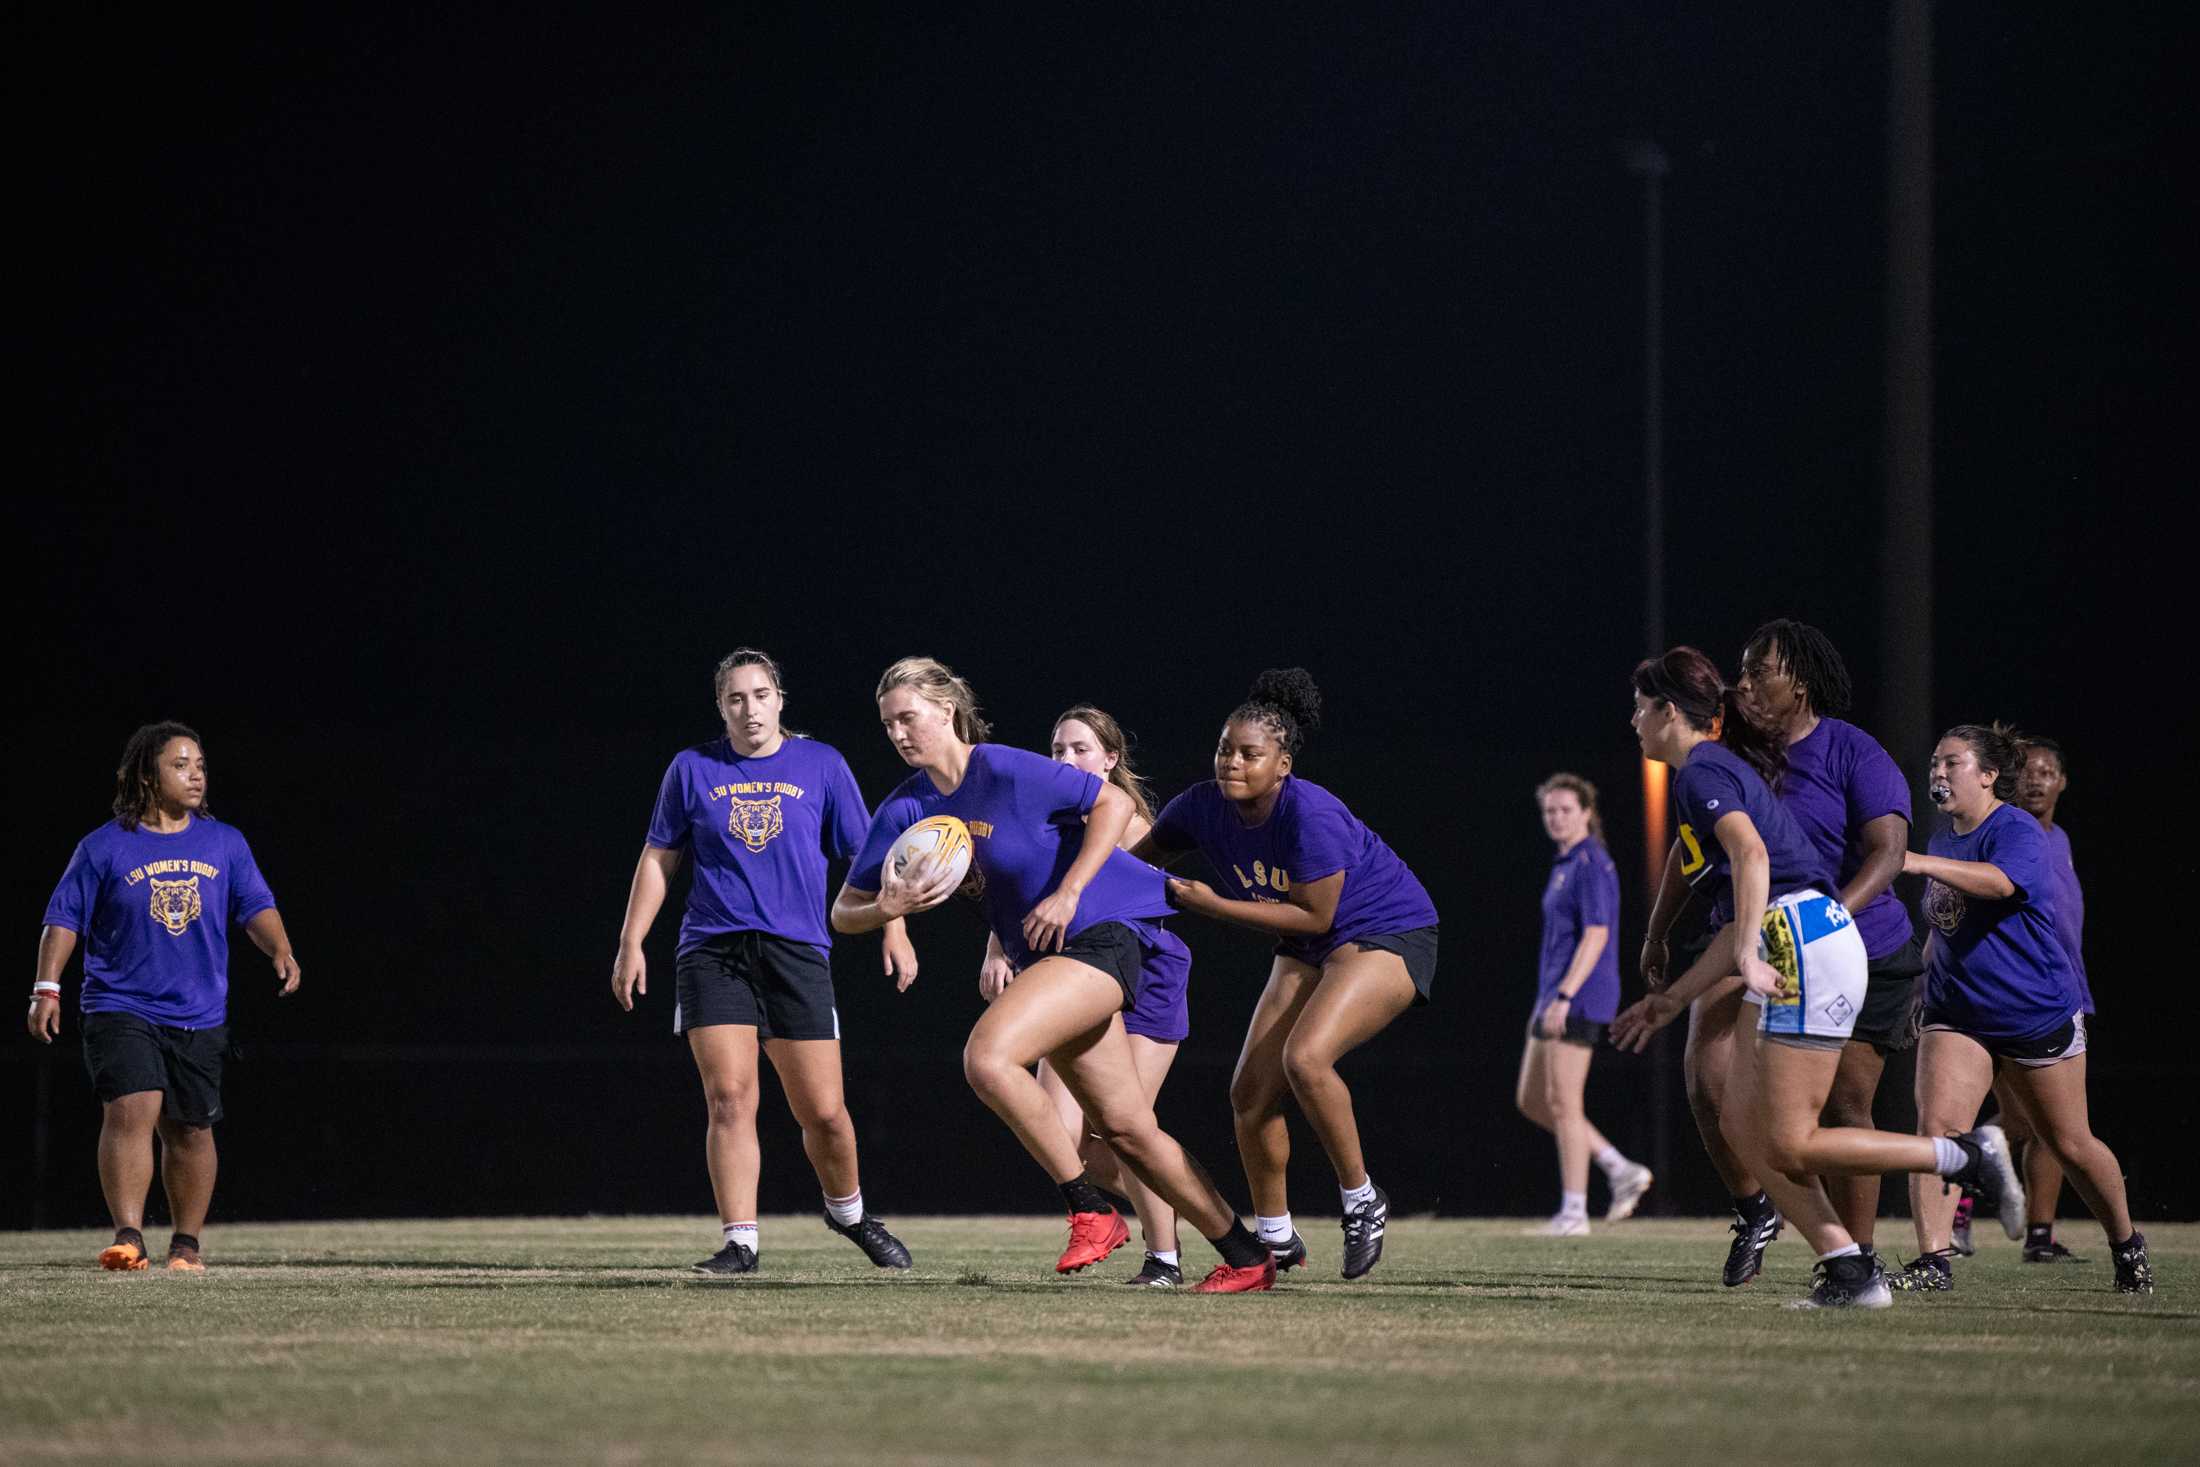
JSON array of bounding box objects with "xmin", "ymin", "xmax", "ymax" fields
[
  {"xmin": 848, "ymin": 792, "xmax": 923, "ymax": 893},
  {"xmin": 227, "ymin": 829, "xmax": 277, "ymax": 925},
  {"xmin": 42, "ymin": 841, "xmax": 100, "ymax": 933},
  {"xmin": 1675, "ymin": 758, "xmax": 1748, "ymax": 833},
  {"xmin": 1284, "ymin": 785, "xmax": 1358, "ymax": 884},
  {"xmin": 644, "ymin": 757, "xmax": 691, "ymax": 851},
  {"xmin": 1574, "ymin": 848, "xmax": 1619, "ymax": 927},
  {"xmin": 821, "ymin": 751, "xmax": 871, "ymax": 861},
  {"xmin": 1150, "ymin": 788, "xmax": 1202, "ymax": 855},
  {"xmin": 1980, "ymin": 807, "xmax": 2048, "ymax": 902},
  {"xmin": 989, "ymin": 744, "xmax": 1102, "ymax": 826},
  {"xmin": 1843, "ymin": 732, "xmax": 1912, "ymax": 828}
]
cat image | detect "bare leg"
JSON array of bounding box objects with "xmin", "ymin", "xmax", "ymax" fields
[
  {"xmin": 1052, "ymin": 1019, "xmax": 1237, "ymax": 1241},
  {"xmin": 154, "ymin": 1117, "xmax": 217, "ymax": 1239},
  {"xmin": 1722, "ymin": 1023, "xmax": 1854, "ymax": 1256},
  {"xmin": 1280, "ymin": 947, "xmax": 1417, "ymax": 1190},
  {"xmin": 687, "ymin": 1025, "xmax": 762, "ymax": 1223},
  {"xmin": 1228, "ymin": 958, "xmax": 1319, "ymax": 1216},
  {"xmin": 1820, "ymin": 1041, "xmax": 1889, "ymax": 1246},
  {"xmin": 1113, "ymin": 1036, "xmax": 1182, "ymax": 1253},
  {"xmin": 1996, "ymin": 1074, "xmax": 2065, "ymax": 1228},
  {"xmin": 962, "ymin": 958, "xmax": 1126, "ymax": 1182},
  {"xmin": 1684, "ymin": 975, "xmax": 1761, "ymax": 1197},
  {"xmin": 97, "ymin": 1091, "xmax": 163, "ymax": 1233},
  {"xmin": 1036, "ymin": 1059, "xmax": 1126, "ymax": 1195},
  {"xmin": 1998, "ymin": 1055, "xmax": 2133, "ymax": 1245},
  {"xmin": 1541, "ymin": 1040, "xmax": 1597, "ymax": 1199},
  {"xmin": 1909, "ymin": 1030, "xmax": 1996, "ymax": 1255},
  {"xmin": 763, "ymin": 1038, "xmax": 861, "ymax": 1199}
]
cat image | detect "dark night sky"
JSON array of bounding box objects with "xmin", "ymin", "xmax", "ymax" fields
[{"xmin": 13, "ymin": 6, "xmax": 2189, "ymax": 1224}]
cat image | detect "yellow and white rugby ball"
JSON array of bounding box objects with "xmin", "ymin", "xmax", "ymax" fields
[{"xmin": 890, "ymin": 815, "xmax": 974, "ymax": 889}]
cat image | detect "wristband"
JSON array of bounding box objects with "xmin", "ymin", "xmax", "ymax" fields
[{"xmin": 31, "ymin": 981, "xmax": 60, "ymax": 997}]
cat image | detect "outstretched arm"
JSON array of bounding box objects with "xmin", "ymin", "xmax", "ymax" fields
[{"xmin": 1902, "ymin": 849, "xmax": 2016, "ymax": 900}]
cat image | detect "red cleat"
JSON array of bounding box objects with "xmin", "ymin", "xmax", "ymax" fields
[
  {"xmin": 1056, "ymin": 1210, "xmax": 1130, "ymax": 1273},
  {"xmin": 1192, "ymin": 1256, "xmax": 1277, "ymax": 1293}
]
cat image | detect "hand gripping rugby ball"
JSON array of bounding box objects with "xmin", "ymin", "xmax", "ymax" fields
[{"xmin": 890, "ymin": 815, "xmax": 974, "ymax": 889}]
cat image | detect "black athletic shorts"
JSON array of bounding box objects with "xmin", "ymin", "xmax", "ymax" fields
[
  {"xmin": 1920, "ymin": 1008, "xmax": 2088, "ymax": 1068},
  {"xmin": 1851, "ymin": 935, "xmax": 1926, "ymax": 1053},
  {"xmin": 81, "ymin": 1010, "xmax": 227, "ymax": 1125},
  {"xmin": 1344, "ymin": 925, "xmax": 1439, "ymax": 1005},
  {"xmin": 674, "ymin": 931, "xmax": 839, "ymax": 1041},
  {"xmin": 1051, "ymin": 920, "xmax": 1146, "ymax": 1009},
  {"xmin": 1526, "ymin": 1001, "xmax": 1607, "ymax": 1048}
]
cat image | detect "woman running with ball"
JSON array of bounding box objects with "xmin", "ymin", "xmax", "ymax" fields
[
  {"xmin": 612, "ymin": 649, "xmax": 914, "ymax": 1276},
  {"xmin": 979, "ymin": 706, "xmax": 1193, "ymax": 1286},
  {"xmin": 1136, "ymin": 669, "xmax": 1439, "ymax": 1280},
  {"xmin": 833, "ymin": 657, "xmax": 1275, "ymax": 1293}
]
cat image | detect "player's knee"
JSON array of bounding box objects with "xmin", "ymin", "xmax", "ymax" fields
[
  {"xmin": 703, "ymin": 1085, "xmax": 758, "ymax": 1126},
  {"xmin": 1089, "ymin": 1109, "xmax": 1158, "ymax": 1159},
  {"xmin": 1821, "ymin": 1092, "xmax": 1874, "ymax": 1131},
  {"xmin": 1229, "ymin": 1068, "xmax": 1284, "ymax": 1118},
  {"xmin": 961, "ymin": 1040, "xmax": 1018, "ymax": 1101},
  {"xmin": 1280, "ymin": 1041, "xmax": 1335, "ymax": 1098}
]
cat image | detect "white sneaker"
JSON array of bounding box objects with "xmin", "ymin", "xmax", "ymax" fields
[
  {"xmin": 1525, "ymin": 1212, "xmax": 1591, "ymax": 1238},
  {"xmin": 1604, "ymin": 1162, "xmax": 1655, "ymax": 1222}
]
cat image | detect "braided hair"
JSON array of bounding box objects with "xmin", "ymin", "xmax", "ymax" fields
[
  {"xmin": 1742, "ymin": 618, "xmax": 1855, "ymax": 718},
  {"xmin": 1229, "ymin": 668, "xmax": 1323, "ymax": 758}
]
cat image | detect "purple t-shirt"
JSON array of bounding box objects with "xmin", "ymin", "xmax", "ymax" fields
[
  {"xmin": 2041, "ymin": 822, "xmax": 2091, "ymax": 1013},
  {"xmin": 42, "ymin": 815, "xmax": 277, "ymax": 1029},
  {"xmin": 1779, "ymin": 717, "xmax": 1916, "ymax": 961},
  {"xmin": 1537, "ymin": 837, "xmax": 1621, "ymax": 1022},
  {"xmin": 850, "ymin": 743, "xmax": 1175, "ymax": 971},
  {"xmin": 647, "ymin": 736, "xmax": 870, "ymax": 954},
  {"xmin": 1921, "ymin": 802, "xmax": 2083, "ymax": 1042},
  {"xmin": 1150, "ymin": 777, "xmax": 1439, "ymax": 966},
  {"xmin": 1672, "ymin": 741, "xmax": 1833, "ymax": 925}
]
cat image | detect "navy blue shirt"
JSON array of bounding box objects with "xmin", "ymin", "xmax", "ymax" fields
[{"xmin": 1672, "ymin": 742, "xmax": 1833, "ymax": 925}]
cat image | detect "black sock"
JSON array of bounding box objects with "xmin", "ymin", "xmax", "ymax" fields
[
  {"xmin": 2025, "ymin": 1223, "xmax": 2053, "ymax": 1247},
  {"xmin": 1058, "ymin": 1173, "xmax": 1112, "ymax": 1215},
  {"xmin": 114, "ymin": 1226, "xmax": 144, "ymax": 1250},
  {"xmin": 170, "ymin": 1233, "xmax": 201, "ymax": 1255},
  {"xmin": 1205, "ymin": 1219, "xmax": 1267, "ymax": 1269},
  {"xmin": 1733, "ymin": 1190, "xmax": 1773, "ymax": 1223}
]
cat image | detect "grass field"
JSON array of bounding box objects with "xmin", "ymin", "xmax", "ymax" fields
[{"xmin": 3, "ymin": 1215, "xmax": 2194, "ymax": 1465}]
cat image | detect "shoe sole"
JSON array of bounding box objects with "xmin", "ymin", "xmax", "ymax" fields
[{"xmin": 1972, "ymin": 1124, "xmax": 2027, "ymax": 1241}]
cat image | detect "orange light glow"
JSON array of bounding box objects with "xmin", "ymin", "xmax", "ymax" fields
[{"xmin": 1641, "ymin": 756, "xmax": 1669, "ymax": 894}]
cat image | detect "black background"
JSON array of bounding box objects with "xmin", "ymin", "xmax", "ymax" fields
[{"xmin": 11, "ymin": 6, "xmax": 2188, "ymax": 1229}]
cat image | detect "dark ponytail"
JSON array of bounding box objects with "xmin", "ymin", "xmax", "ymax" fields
[
  {"xmin": 1230, "ymin": 667, "xmax": 1323, "ymax": 758},
  {"xmin": 1631, "ymin": 646, "xmax": 1787, "ymax": 788},
  {"xmin": 1944, "ymin": 722, "xmax": 2025, "ymax": 801}
]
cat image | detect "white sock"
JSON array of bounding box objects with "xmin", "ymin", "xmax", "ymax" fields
[
  {"xmin": 1559, "ymin": 1191, "xmax": 1589, "ymax": 1220},
  {"xmin": 723, "ymin": 1222, "xmax": 758, "ymax": 1251},
  {"xmin": 1818, "ymin": 1242, "xmax": 1863, "ymax": 1262},
  {"xmin": 1593, "ymin": 1144, "xmax": 1626, "ymax": 1177},
  {"xmin": 1148, "ymin": 1249, "xmax": 1180, "ymax": 1267},
  {"xmin": 1255, "ymin": 1213, "xmax": 1295, "ymax": 1245},
  {"xmin": 1340, "ymin": 1177, "xmax": 1377, "ymax": 1212},
  {"xmin": 1931, "ymin": 1137, "xmax": 1967, "ymax": 1176},
  {"xmin": 825, "ymin": 1189, "xmax": 865, "ymax": 1227}
]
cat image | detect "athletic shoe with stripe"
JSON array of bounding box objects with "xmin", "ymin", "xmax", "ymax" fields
[
  {"xmin": 1056, "ymin": 1210, "xmax": 1130, "ymax": 1274},
  {"xmin": 1605, "ymin": 1163, "xmax": 1655, "ymax": 1221},
  {"xmin": 2111, "ymin": 1231, "xmax": 2153, "ymax": 1295},
  {"xmin": 1339, "ymin": 1186, "xmax": 1389, "ymax": 1280},
  {"xmin": 1191, "ymin": 1256, "xmax": 1277, "ymax": 1293},
  {"xmin": 1951, "ymin": 1125, "xmax": 2026, "ymax": 1241},
  {"xmin": 692, "ymin": 1241, "xmax": 759, "ymax": 1276},
  {"xmin": 1887, "ymin": 1248, "xmax": 1956, "ymax": 1292},
  {"xmin": 1123, "ymin": 1254, "xmax": 1182, "ymax": 1288},
  {"xmin": 1722, "ymin": 1209, "xmax": 1783, "ymax": 1287},
  {"xmin": 1268, "ymin": 1231, "xmax": 1308, "ymax": 1273},
  {"xmin": 1787, "ymin": 1251, "xmax": 1892, "ymax": 1310},
  {"xmin": 824, "ymin": 1212, "xmax": 913, "ymax": 1269}
]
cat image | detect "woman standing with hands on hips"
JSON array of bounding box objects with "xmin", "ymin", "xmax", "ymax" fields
[
  {"xmin": 612, "ymin": 649, "xmax": 915, "ymax": 1277},
  {"xmin": 1517, "ymin": 774, "xmax": 1653, "ymax": 1236},
  {"xmin": 833, "ymin": 657, "xmax": 1275, "ymax": 1293},
  {"xmin": 1136, "ymin": 669, "xmax": 1439, "ymax": 1281}
]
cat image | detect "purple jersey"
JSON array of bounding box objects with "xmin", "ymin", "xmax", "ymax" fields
[
  {"xmin": 647, "ymin": 736, "xmax": 870, "ymax": 954},
  {"xmin": 1151, "ymin": 777, "xmax": 1439, "ymax": 967},
  {"xmin": 850, "ymin": 743, "xmax": 1175, "ymax": 970},
  {"xmin": 1779, "ymin": 717, "xmax": 1916, "ymax": 960},
  {"xmin": 1673, "ymin": 741, "xmax": 1833, "ymax": 926},
  {"xmin": 42, "ymin": 815, "xmax": 277, "ymax": 1029},
  {"xmin": 1537, "ymin": 837, "xmax": 1621, "ymax": 1022},
  {"xmin": 2041, "ymin": 822, "xmax": 2091, "ymax": 1013},
  {"xmin": 1921, "ymin": 803, "xmax": 2083, "ymax": 1042}
]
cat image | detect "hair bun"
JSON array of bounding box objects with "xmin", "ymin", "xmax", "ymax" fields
[{"xmin": 1248, "ymin": 667, "xmax": 1323, "ymax": 734}]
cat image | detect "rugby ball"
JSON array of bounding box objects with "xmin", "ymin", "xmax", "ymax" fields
[{"xmin": 890, "ymin": 815, "xmax": 974, "ymax": 889}]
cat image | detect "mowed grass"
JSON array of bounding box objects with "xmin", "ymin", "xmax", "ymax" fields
[{"xmin": 2, "ymin": 1216, "xmax": 2195, "ymax": 1465}]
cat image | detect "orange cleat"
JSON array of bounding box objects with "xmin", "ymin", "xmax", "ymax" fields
[
  {"xmin": 1056, "ymin": 1210, "xmax": 1130, "ymax": 1273},
  {"xmin": 166, "ymin": 1246, "xmax": 205, "ymax": 1273},
  {"xmin": 99, "ymin": 1241, "xmax": 149, "ymax": 1272},
  {"xmin": 1192, "ymin": 1256, "xmax": 1277, "ymax": 1294}
]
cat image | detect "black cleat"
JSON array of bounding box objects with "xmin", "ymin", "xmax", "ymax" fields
[
  {"xmin": 1268, "ymin": 1230, "xmax": 1309, "ymax": 1273},
  {"xmin": 1123, "ymin": 1253, "xmax": 1182, "ymax": 1288},
  {"xmin": 2111, "ymin": 1231, "xmax": 2153, "ymax": 1295},
  {"xmin": 1722, "ymin": 1208, "xmax": 1783, "ymax": 1287},
  {"xmin": 693, "ymin": 1241, "xmax": 758, "ymax": 1276},
  {"xmin": 824, "ymin": 1212, "xmax": 913, "ymax": 1269},
  {"xmin": 1340, "ymin": 1187, "xmax": 1389, "ymax": 1280},
  {"xmin": 2023, "ymin": 1236, "xmax": 2085, "ymax": 1264},
  {"xmin": 1949, "ymin": 1125, "xmax": 2025, "ymax": 1242},
  {"xmin": 1886, "ymin": 1248, "xmax": 1956, "ymax": 1292},
  {"xmin": 1787, "ymin": 1251, "xmax": 1892, "ymax": 1310}
]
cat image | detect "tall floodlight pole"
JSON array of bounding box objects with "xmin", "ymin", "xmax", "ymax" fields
[
  {"xmin": 1623, "ymin": 137, "xmax": 1672, "ymax": 1200},
  {"xmin": 1884, "ymin": 1, "xmax": 1934, "ymax": 808}
]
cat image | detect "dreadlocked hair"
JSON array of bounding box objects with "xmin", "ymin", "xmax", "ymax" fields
[
  {"xmin": 113, "ymin": 721, "xmax": 206, "ymax": 832},
  {"xmin": 1743, "ymin": 618, "xmax": 1854, "ymax": 717},
  {"xmin": 1944, "ymin": 722, "xmax": 2025, "ymax": 800},
  {"xmin": 1632, "ymin": 645, "xmax": 1787, "ymax": 788},
  {"xmin": 1053, "ymin": 704, "xmax": 1155, "ymax": 826},
  {"xmin": 1230, "ymin": 668, "xmax": 1323, "ymax": 758}
]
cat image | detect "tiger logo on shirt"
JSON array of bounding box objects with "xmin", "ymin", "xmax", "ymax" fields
[
  {"xmin": 149, "ymin": 875, "xmax": 203, "ymax": 936},
  {"xmin": 1923, "ymin": 877, "xmax": 1964, "ymax": 935},
  {"xmin": 727, "ymin": 794, "xmax": 784, "ymax": 853}
]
